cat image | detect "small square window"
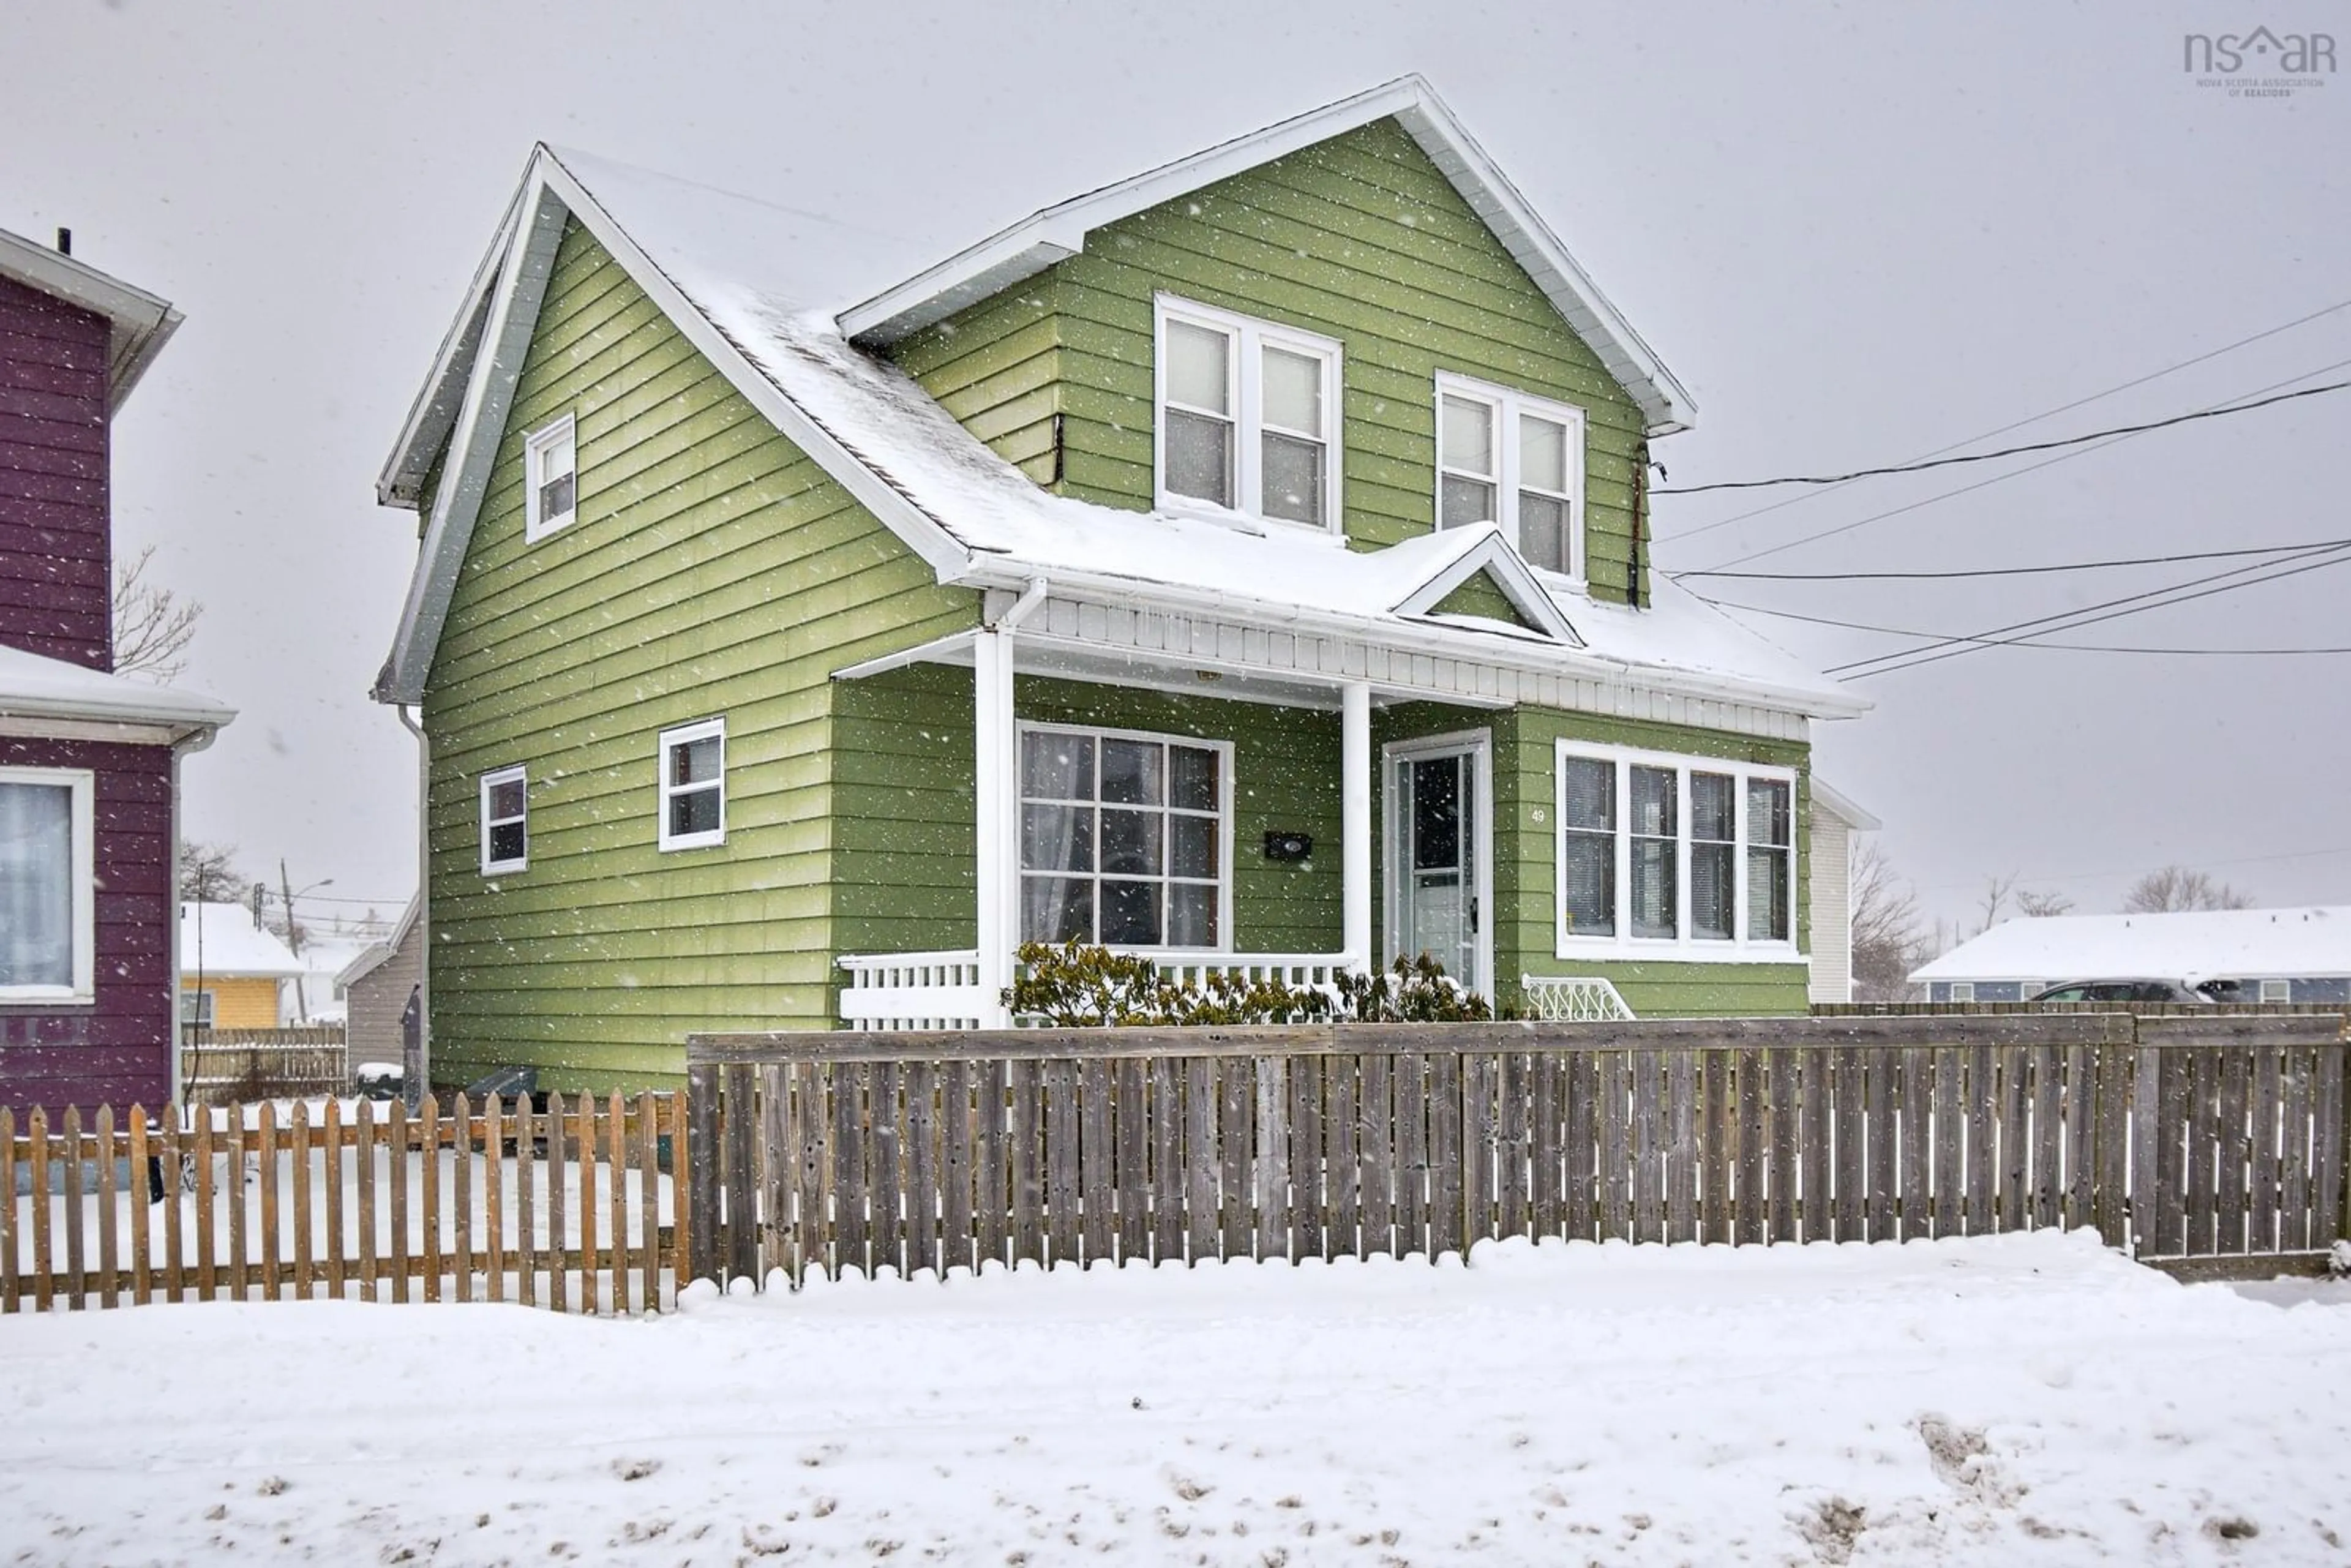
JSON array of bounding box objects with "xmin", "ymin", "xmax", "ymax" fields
[
  {"xmin": 479, "ymin": 765, "xmax": 528, "ymax": 874},
  {"xmin": 525, "ymin": 414, "xmax": 578, "ymax": 541},
  {"xmin": 658, "ymin": 718, "xmax": 726, "ymax": 852}
]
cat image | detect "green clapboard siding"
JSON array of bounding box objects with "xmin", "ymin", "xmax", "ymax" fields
[
  {"xmin": 1365, "ymin": 701, "xmax": 1812, "ymax": 1018},
  {"xmin": 1427, "ymin": 569, "xmax": 1540, "ymax": 631},
  {"xmin": 420, "ymin": 219, "xmax": 978, "ymax": 1093},
  {"xmin": 831, "ymin": 669, "xmax": 1346, "ymax": 959},
  {"xmin": 887, "ymin": 116, "xmax": 1653, "ymax": 605}
]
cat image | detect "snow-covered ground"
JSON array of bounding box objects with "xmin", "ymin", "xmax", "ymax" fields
[{"xmin": 2, "ymin": 1231, "xmax": 2347, "ymax": 1565}]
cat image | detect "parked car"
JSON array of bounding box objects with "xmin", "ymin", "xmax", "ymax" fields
[{"xmin": 2028, "ymin": 979, "xmax": 2219, "ymax": 1005}]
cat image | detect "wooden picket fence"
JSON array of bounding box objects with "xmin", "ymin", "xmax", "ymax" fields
[
  {"xmin": 686, "ymin": 1011, "xmax": 2351, "ymax": 1287},
  {"xmin": 1, "ymin": 1092, "xmax": 686, "ymax": 1315},
  {"xmin": 181, "ymin": 1027, "xmax": 350, "ymax": 1105}
]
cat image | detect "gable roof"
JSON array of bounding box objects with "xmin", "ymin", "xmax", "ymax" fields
[
  {"xmin": 1910, "ymin": 906, "xmax": 2351, "ymax": 985},
  {"xmin": 374, "ymin": 94, "xmax": 1862, "ymax": 721},
  {"xmin": 0, "ymin": 227, "xmax": 182, "ymax": 413},
  {"xmin": 180, "ymin": 902, "xmax": 303, "ymax": 980},
  {"xmin": 837, "ymin": 77, "xmax": 1694, "ymax": 438},
  {"xmin": 1390, "ymin": 526, "xmax": 1582, "ymax": 645}
]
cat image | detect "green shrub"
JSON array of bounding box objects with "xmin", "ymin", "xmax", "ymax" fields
[{"xmin": 1003, "ymin": 942, "xmax": 1488, "ymax": 1027}]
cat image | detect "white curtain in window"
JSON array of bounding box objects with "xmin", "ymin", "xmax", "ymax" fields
[{"xmin": 0, "ymin": 781, "xmax": 73, "ymax": 988}]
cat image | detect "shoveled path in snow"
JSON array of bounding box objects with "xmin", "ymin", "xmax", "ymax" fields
[{"xmin": 2, "ymin": 1231, "xmax": 2348, "ymax": 1565}]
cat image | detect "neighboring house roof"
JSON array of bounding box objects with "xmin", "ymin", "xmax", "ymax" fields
[
  {"xmin": 1910, "ymin": 906, "xmax": 2351, "ymax": 985},
  {"xmin": 1810, "ymin": 779, "xmax": 1881, "ymax": 832},
  {"xmin": 373, "ymin": 85, "xmax": 1866, "ymax": 722},
  {"xmin": 0, "ymin": 226, "xmax": 182, "ymax": 413},
  {"xmin": 836, "ymin": 77, "xmax": 1695, "ymax": 438},
  {"xmin": 335, "ymin": 894, "xmax": 419, "ymax": 989},
  {"xmin": 179, "ymin": 902, "xmax": 304, "ymax": 979},
  {"xmin": 0, "ymin": 642, "xmax": 234, "ymax": 741}
]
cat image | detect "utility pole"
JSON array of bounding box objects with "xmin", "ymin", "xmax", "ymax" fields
[{"xmin": 280, "ymin": 859, "xmax": 307, "ymax": 1022}]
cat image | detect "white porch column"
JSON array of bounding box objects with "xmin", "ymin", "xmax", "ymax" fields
[
  {"xmin": 1341, "ymin": 680, "xmax": 1372, "ymax": 973},
  {"xmin": 972, "ymin": 625, "xmax": 1017, "ymax": 1027}
]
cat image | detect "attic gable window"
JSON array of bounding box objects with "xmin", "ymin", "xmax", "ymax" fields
[
  {"xmin": 524, "ymin": 413, "xmax": 578, "ymax": 542},
  {"xmin": 1154, "ymin": 296, "xmax": 1341, "ymax": 533},
  {"xmin": 1435, "ymin": 373, "xmax": 1587, "ymax": 582}
]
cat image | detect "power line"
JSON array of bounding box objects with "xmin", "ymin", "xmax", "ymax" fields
[
  {"xmin": 1681, "ymin": 356, "xmax": 2351, "ymax": 576},
  {"xmin": 1829, "ymin": 546, "xmax": 2351, "ymax": 680},
  {"xmin": 1671, "ymin": 534, "xmax": 2351, "ymax": 582},
  {"xmin": 1652, "ymin": 380, "xmax": 2347, "ymax": 495},
  {"xmin": 1911, "ymin": 841, "xmax": 2351, "ymax": 895},
  {"xmin": 1654, "ymin": 294, "xmax": 2351, "ymax": 546},
  {"xmin": 1698, "ymin": 595, "xmax": 2351, "ymax": 655}
]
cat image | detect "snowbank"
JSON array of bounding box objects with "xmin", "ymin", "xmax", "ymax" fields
[{"xmin": 1, "ymin": 1230, "xmax": 2346, "ymax": 1564}]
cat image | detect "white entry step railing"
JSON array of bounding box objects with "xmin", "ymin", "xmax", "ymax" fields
[
  {"xmin": 1520, "ymin": 974, "xmax": 1637, "ymax": 1021},
  {"xmin": 838, "ymin": 950, "xmax": 1363, "ymax": 1029}
]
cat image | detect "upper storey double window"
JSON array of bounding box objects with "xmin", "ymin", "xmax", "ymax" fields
[
  {"xmin": 1153, "ymin": 296, "xmax": 1340, "ymax": 534},
  {"xmin": 1436, "ymin": 373, "xmax": 1587, "ymax": 582}
]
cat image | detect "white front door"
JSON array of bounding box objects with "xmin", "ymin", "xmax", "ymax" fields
[{"xmin": 1385, "ymin": 732, "xmax": 1493, "ymax": 999}]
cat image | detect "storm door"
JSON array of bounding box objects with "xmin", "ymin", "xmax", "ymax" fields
[{"xmin": 1385, "ymin": 733, "xmax": 1493, "ymax": 998}]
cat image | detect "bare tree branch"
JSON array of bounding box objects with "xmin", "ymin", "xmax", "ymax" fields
[
  {"xmin": 2122, "ymin": 866, "xmax": 2255, "ymax": 913},
  {"xmin": 178, "ymin": 840, "xmax": 250, "ymax": 904},
  {"xmin": 111, "ymin": 544, "xmax": 202, "ymax": 681},
  {"xmin": 2016, "ymin": 888, "xmax": 2075, "ymax": 918},
  {"xmin": 1851, "ymin": 841, "xmax": 1929, "ymax": 1001}
]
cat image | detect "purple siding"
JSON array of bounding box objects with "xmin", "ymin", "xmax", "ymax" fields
[
  {"xmin": 0, "ymin": 737, "xmax": 175, "ymax": 1112},
  {"xmin": 0, "ymin": 272, "xmax": 111, "ymax": 670}
]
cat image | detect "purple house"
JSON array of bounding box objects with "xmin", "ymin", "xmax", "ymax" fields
[{"xmin": 0, "ymin": 226, "xmax": 233, "ymax": 1114}]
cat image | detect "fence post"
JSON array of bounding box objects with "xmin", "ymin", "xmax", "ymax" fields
[
  {"xmin": 685, "ymin": 1062, "xmax": 721, "ymax": 1286},
  {"xmin": 723, "ymin": 1063, "xmax": 759, "ymax": 1287}
]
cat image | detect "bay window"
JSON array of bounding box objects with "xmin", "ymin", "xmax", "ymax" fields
[
  {"xmin": 0, "ymin": 766, "xmax": 95, "ymax": 999},
  {"xmin": 1019, "ymin": 724, "xmax": 1231, "ymax": 950},
  {"xmin": 1155, "ymin": 296, "xmax": 1340, "ymax": 532},
  {"xmin": 1434, "ymin": 372, "xmax": 1587, "ymax": 579},
  {"xmin": 1554, "ymin": 742, "xmax": 1798, "ymax": 955}
]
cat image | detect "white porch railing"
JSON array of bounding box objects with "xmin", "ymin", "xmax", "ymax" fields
[
  {"xmin": 838, "ymin": 950, "xmax": 1363, "ymax": 1029},
  {"xmin": 1520, "ymin": 974, "xmax": 1637, "ymax": 1021}
]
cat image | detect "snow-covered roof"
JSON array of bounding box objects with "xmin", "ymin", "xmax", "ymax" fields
[
  {"xmin": 836, "ymin": 76, "xmax": 1695, "ymax": 437},
  {"xmin": 0, "ymin": 643, "xmax": 233, "ymax": 740},
  {"xmin": 374, "ymin": 91, "xmax": 1864, "ymax": 721},
  {"xmin": 1811, "ymin": 780, "xmax": 1881, "ymax": 832},
  {"xmin": 1911, "ymin": 907, "xmax": 2351, "ymax": 985},
  {"xmin": 180, "ymin": 902, "xmax": 303, "ymax": 979},
  {"xmin": 0, "ymin": 226, "xmax": 182, "ymax": 413},
  {"xmin": 336, "ymin": 894, "xmax": 419, "ymax": 989}
]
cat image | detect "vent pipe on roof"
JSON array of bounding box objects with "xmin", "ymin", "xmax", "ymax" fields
[{"xmin": 54, "ymin": 227, "xmax": 70, "ymax": 257}]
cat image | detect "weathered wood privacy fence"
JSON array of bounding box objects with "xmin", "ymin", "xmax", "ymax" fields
[
  {"xmin": 179, "ymin": 1027, "xmax": 350, "ymax": 1105},
  {"xmin": 686, "ymin": 1012, "xmax": 2351, "ymax": 1287},
  {"xmin": 2, "ymin": 1093, "xmax": 685, "ymax": 1315}
]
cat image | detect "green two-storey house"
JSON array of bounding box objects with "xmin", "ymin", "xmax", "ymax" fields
[{"xmin": 374, "ymin": 77, "xmax": 1867, "ymax": 1092}]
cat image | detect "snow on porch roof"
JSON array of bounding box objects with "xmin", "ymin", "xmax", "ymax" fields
[
  {"xmin": 373, "ymin": 131, "xmax": 1862, "ymax": 717},
  {"xmin": 0, "ymin": 643, "xmax": 233, "ymax": 738},
  {"xmin": 1910, "ymin": 906, "xmax": 2351, "ymax": 985}
]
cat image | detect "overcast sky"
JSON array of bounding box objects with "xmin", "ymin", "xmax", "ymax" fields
[{"xmin": 5, "ymin": 0, "xmax": 2345, "ymax": 940}]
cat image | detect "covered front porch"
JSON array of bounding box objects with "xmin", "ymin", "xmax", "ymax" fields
[{"xmin": 828, "ymin": 582, "xmax": 1554, "ymax": 1029}]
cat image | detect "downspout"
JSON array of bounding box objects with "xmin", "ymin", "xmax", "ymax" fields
[
  {"xmin": 168, "ymin": 724, "xmax": 222, "ymax": 1114},
  {"xmin": 397, "ymin": 703, "xmax": 429, "ymax": 1101},
  {"xmin": 975, "ymin": 579, "xmax": 1048, "ymax": 1026}
]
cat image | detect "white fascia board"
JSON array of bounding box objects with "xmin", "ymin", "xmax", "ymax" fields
[
  {"xmin": 0, "ymin": 227, "xmax": 182, "ymax": 413},
  {"xmin": 374, "ymin": 167, "xmax": 569, "ymax": 705},
  {"xmin": 954, "ymin": 561, "xmax": 1866, "ymax": 721},
  {"xmin": 376, "ymin": 184, "xmax": 525, "ymax": 507},
  {"xmin": 374, "ymin": 149, "xmax": 977, "ymax": 705},
  {"xmin": 1392, "ymin": 527, "xmax": 1583, "ymax": 646},
  {"xmin": 835, "ymin": 77, "xmax": 1693, "ymax": 437}
]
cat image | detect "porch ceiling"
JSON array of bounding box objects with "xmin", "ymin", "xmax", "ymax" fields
[{"xmin": 833, "ymin": 628, "xmax": 1505, "ymax": 712}]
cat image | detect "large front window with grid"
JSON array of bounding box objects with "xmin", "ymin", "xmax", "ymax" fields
[
  {"xmin": 1556, "ymin": 741, "xmax": 1796, "ymax": 956},
  {"xmin": 1019, "ymin": 726, "xmax": 1229, "ymax": 949}
]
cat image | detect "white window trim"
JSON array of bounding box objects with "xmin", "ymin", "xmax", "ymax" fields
[
  {"xmin": 0, "ymin": 764, "xmax": 96, "ymax": 1003},
  {"xmin": 523, "ymin": 412, "xmax": 578, "ymax": 542},
  {"xmin": 1153, "ymin": 293, "xmax": 1344, "ymax": 537},
  {"xmin": 658, "ymin": 718, "xmax": 727, "ymax": 853},
  {"xmin": 478, "ymin": 765, "xmax": 528, "ymax": 876},
  {"xmin": 1016, "ymin": 719, "xmax": 1237, "ymax": 953},
  {"xmin": 1553, "ymin": 740, "xmax": 1799, "ymax": 963},
  {"xmin": 180, "ymin": 988, "xmax": 217, "ymax": 1029},
  {"xmin": 2259, "ymin": 978, "xmax": 2293, "ymax": 1004},
  {"xmin": 1434, "ymin": 370, "xmax": 1589, "ymax": 586}
]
